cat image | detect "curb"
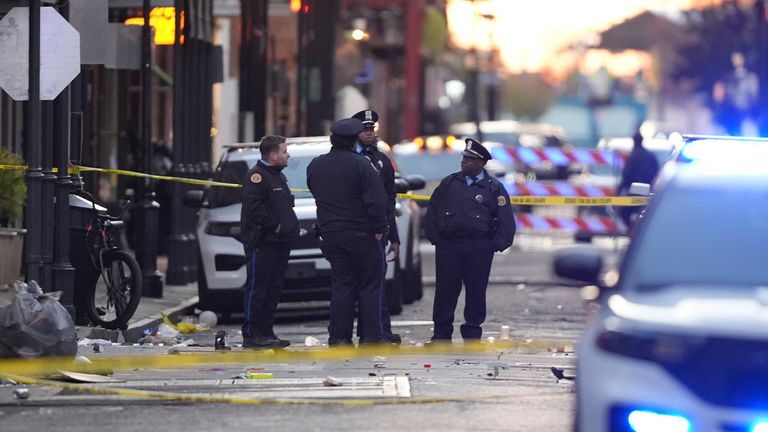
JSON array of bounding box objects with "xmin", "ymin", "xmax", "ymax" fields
[
  {"xmin": 422, "ymin": 276, "xmax": 583, "ymax": 287},
  {"xmin": 122, "ymin": 295, "xmax": 200, "ymax": 343}
]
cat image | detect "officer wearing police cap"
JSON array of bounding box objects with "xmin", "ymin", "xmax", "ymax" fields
[
  {"xmin": 307, "ymin": 118, "xmax": 389, "ymax": 346},
  {"xmin": 351, "ymin": 109, "xmax": 401, "ymax": 344},
  {"xmin": 425, "ymin": 138, "xmax": 516, "ymax": 343}
]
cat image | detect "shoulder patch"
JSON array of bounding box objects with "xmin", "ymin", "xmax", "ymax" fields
[
  {"xmin": 497, "ymin": 195, "xmax": 507, "ymax": 207},
  {"xmin": 250, "ymin": 173, "xmax": 262, "ymax": 184}
]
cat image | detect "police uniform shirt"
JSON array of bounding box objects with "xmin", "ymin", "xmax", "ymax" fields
[
  {"xmin": 425, "ymin": 170, "xmax": 516, "ymax": 252},
  {"xmin": 307, "ymin": 147, "xmax": 388, "ymax": 235},
  {"xmin": 240, "ymin": 160, "xmax": 300, "ymax": 251},
  {"xmin": 355, "ymin": 143, "xmax": 400, "ymax": 244}
]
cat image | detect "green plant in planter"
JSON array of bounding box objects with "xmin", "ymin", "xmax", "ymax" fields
[{"xmin": 0, "ymin": 149, "xmax": 26, "ymax": 227}]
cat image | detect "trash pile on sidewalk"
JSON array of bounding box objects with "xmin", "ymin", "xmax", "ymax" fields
[{"xmin": 0, "ymin": 280, "xmax": 77, "ymax": 359}]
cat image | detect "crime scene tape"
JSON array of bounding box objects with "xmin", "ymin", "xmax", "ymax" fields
[
  {"xmin": 0, "ymin": 164, "xmax": 649, "ymax": 206},
  {"xmin": 505, "ymin": 181, "xmax": 616, "ymax": 198},
  {"xmin": 0, "ymin": 340, "xmax": 562, "ymax": 377},
  {"xmin": 516, "ymin": 213, "xmax": 619, "ymax": 232},
  {"xmin": 493, "ymin": 146, "xmax": 628, "ymax": 167}
]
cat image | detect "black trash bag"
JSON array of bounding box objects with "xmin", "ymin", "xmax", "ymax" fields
[{"xmin": 0, "ymin": 281, "xmax": 77, "ymax": 358}]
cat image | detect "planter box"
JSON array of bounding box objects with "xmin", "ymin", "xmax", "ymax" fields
[{"xmin": 0, "ymin": 228, "xmax": 24, "ymax": 287}]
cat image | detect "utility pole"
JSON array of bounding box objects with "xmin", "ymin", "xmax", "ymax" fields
[
  {"xmin": 136, "ymin": 0, "xmax": 164, "ymax": 297},
  {"xmin": 51, "ymin": 0, "xmax": 75, "ymax": 316},
  {"xmin": 25, "ymin": 0, "xmax": 44, "ymax": 285}
]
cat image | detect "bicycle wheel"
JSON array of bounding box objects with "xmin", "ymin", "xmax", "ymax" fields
[{"xmin": 85, "ymin": 249, "xmax": 142, "ymax": 330}]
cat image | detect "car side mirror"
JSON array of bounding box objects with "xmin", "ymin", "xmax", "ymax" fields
[
  {"xmin": 395, "ymin": 178, "xmax": 410, "ymax": 194},
  {"xmin": 553, "ymin": 246, "xmax": 604, "ymax": 285},
  {"xmin": 404, "ymin": 174, "xmax": 426, "ymax": 191},
  {"xmin": 182, "ymin": 189, "xmax": 208, "ymax": 208}
]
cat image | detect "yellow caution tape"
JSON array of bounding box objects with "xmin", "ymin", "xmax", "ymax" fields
[
  {"xmin": 0, "ymin": 340, "xmax": 561, "ymax": 377},
  {"xmin": 509, "ymin": 196, "xmax": 649, "ymax": 206},
  {"xmin": 0, "ymin": 164, "xmax": 649, "ymax": 206}
]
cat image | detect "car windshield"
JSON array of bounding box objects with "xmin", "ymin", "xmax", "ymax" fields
[
  {"xmin": 622, "ymin": 186, "xmax": 768, "ymax": 291},
  {"xmin": 208, "ymin": 154, "xmax": 315, "ymax": 208}
]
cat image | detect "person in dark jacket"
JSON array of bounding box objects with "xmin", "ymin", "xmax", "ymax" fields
[
  {"xmin": 351, "ymin": 109, "xmax": 401, "ymax": 344},
  {"xmin": 240, "ymin": 135, "xmax": 299, "ymax": 348},
  {"xmin": 425, "ymin": 138, "xmax": 516, "ymax": 342},
  {"xmin": 307, "ymin": 118, "xmax": 389, "ymax": 346},
  {"xmin": 617, "ymin": 130, "xmax": 659, "ymax": 230}
]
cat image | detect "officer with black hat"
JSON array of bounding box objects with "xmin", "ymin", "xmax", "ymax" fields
[
  {"xmin": 351, "ymin": 109, "xmax": 401, "ymax": 344},
  {"xmin": 307, "ymin": 118, "xmax": 389, "ymax": 345},
  {"xmin": 425, "ymin": 138, "xmax": 517, "ymax": 342},
  {"xmin": 240, "ymin": 135, "xmax": 299, "ymax": 348}
]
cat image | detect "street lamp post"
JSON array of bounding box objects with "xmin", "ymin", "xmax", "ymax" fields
[{"xmin": 136, "ymin": 0, "xmax": 164, "ymax": 297}]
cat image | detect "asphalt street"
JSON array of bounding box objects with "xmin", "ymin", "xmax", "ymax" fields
[{"xmin": 0, "ymin": 233, "xmax": 625, "ymax": 432}]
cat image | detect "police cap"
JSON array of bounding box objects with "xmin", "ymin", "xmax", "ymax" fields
[
  {"xmin": 330, "ymin": 118, "xmax": 364, "ymax": 137},
  {"xmin": 351, "ymin": 110, "xmax": 378, "ymax": 127},
  {"xmin": 462, "ymin": 138, "xmax": 492, "ymax": 160}
]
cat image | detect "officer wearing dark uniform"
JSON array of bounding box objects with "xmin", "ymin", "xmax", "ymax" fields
[
  {"xmin": 307, "ymin": 118, "xmax": 389, "ymax": 345},
  {"xmin": 425, "ymin": 138, "xmax": 516, "ymax": 342},
  {"xmin": 351, "ymin": 109, "xmax": 401, "ymax": 344},
  {"xmin": 240, "ymin": 135, "xmax": 299, "ymax": 348}
]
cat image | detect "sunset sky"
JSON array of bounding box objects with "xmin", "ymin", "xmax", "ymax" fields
[{"xmin": 446, "ymin": 0, "xmax": 702, "ymax": 74}]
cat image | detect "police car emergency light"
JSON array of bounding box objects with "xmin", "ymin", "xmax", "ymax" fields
[{"xmin": 676, "ymin": 135, "xmax": 768, "ymax": 164}]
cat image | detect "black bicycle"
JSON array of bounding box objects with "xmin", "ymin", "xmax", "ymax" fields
[{"xmin": 82, "ymin": 196, "xmax": 142, "ymax": 330}]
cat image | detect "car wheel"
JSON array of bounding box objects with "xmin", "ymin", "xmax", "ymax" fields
[{"xmin": 386, "ymin": 262, "xmax": 404, "ymax": 316}]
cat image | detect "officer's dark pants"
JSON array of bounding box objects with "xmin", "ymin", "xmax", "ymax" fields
[
  {"xmin": 357, "ymin": 239, "xmax": 393, "ymax": 339},
  {"xmin": 320, "ymin": 231, "xmax": 385, "ymax": 345},
  {"xmin": 241, "ymin": 242, "xmax": 292, "ymax": 339},
  {"xmin": 432, "ymin": 238, "xmax": 494, "ymax": 340}
]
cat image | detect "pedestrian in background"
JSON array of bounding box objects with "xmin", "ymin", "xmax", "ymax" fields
[
  {"xmin": 307, "ymin": 118, "xmax": 389, "ymax": 346},
  {"xmin": 240, "ymin": 135, "xmax": 299, "ymax": 348},
  {"xmin": 425, "ymin": 138, "xmax": 516, "ymax": 343},
  {"xmin": 617, "ymin": 129, "xmax": 659, "ymax": 230},
  {"xmin": 351, "ymin": 109, "xmax": 401, "ymax": 344}
]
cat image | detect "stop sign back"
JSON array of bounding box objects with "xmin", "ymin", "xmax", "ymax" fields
[{"xmin": 0, "ymin": 7, "xmax": 81, "ymax": 101}]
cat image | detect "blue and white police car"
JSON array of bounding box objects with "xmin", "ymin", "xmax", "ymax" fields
[{"xmin": 555, "ymin": 135, "xmax": 768, "ymax": 432}]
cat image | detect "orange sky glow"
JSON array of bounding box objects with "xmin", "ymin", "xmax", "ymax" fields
[{"xmin": 446, "ymin": 0, "xmax": 704, "ymax": 76}]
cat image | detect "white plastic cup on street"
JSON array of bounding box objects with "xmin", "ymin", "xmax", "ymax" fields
[
  {"xmin": 304, "ymin": 336, "xmax": 321, "ymax": 347},
  {"xmin": 198, "ymin": 310, "xmax": 218, "ymax": 328},
  {"xmin": 500, "ymin": 325, "xmax": 511, "ymax": 340}
]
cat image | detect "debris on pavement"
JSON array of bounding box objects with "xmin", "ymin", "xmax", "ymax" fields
[
  {"xmin": 486, "ymin": 362, "xmax": 510, "ymax": 379},
  {"xmin": 12, "ymin": 387, "xmax": 29, "ymax": 400},
  {"xmin": 245, "ymin": 372, "xmax": 273, "ymax": 379},
  {"xmin": 214, "ymin": 331, "xmax": 231, "ymax": 351},
  {"xmin": 198, "ymin": 310, "xmax": 218, "ymax": 328},
  {"xmin": 304, "ymin": 336, "xmax": 322, "ymax": 347},
  {"xmin": 322, "ymin": 376, "xmax": 342, "ymax": 387},
  {"xmin": 0, "ymin": 280, "xmax": 77, "ymax": 359},
  {"xmin": 550, "ymin": 367, "xmax": 576, "ymax": 382}
]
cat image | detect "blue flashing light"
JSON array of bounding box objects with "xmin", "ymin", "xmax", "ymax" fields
[
  {"xmin": 627, "ymin": 410, "xmax": 690, "ymax": 432},
  {"xmin": 751, "ymin": 421, "xmax": 768, "ymax": 432},
  {"xmin": 680, "ymin": 138, "xmax": 768, "ymax": 163}
]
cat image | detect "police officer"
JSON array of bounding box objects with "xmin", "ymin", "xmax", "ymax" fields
[
  {"xmin": 425, "ymin": 138, "xmax": 516, "ymax": 342},
  {"xmin": 351, "ymin": 109, "xmax": 401, "ymax": 344},
  {"xmin": 307, "ymin": 118, "xmax": 389, "ymax": 346},
  {"xmin": 240, "ymin": 135, "xmax": 299, "ymax": 348}
]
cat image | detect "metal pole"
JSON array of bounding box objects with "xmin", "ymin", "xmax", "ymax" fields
[
  {"xmin": 166, "ymin": 0, "xmax": 192, "ymax": 285},
  {"xmin": 52, "ymin": 0, "xmax": 76, "ymax": 317},
  {"xmin": 25, "ymin": 0, "xmax": 44, "ymax": 285},
  {"xmin": 136, "ymin": 0, "xmax": 164, "ymax": 297},
  {"xmin": 41, "ymin": 101, "xmax": 54, "ymax": 291}
]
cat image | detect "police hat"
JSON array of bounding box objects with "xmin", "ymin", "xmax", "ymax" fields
[
  {"xmin": 351, "ymin": 110, "xmax": 378, "ymax": 127},
  {"xmin": 330, "ymin": 118, "xmax": 364, "ymax": 137},
  {"xmin": 462, "ymin": 138, "xmax": 492, "ymax": 160}
]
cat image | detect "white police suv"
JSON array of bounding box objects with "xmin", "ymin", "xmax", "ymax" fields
[
  {"xmin": 186, "ymin": 136, "xmax": 425, "ymax": 318},
  {"xmin": 555, "ymin": 136, "xmax": 768, "ymax": 432}
]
